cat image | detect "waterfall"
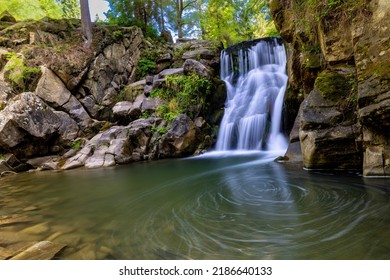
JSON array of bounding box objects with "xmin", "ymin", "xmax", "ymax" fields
[{"xmin": 216, "ymin": 37, "xmax": 288, "ymax": 152}]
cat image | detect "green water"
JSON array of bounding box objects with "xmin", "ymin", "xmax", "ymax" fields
[{"xmin": 1, "ymin": 151, "xmax": 390, "ymax": 259}]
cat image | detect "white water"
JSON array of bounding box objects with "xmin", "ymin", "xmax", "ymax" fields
[{"xmin": 216, "ymin": 38, "xmax": 288, "ymax": 152}]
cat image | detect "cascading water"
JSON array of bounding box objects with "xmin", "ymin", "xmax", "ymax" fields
[{"xmin": 216, "ymin": 37, "xmax": 288, "ymax": 151}]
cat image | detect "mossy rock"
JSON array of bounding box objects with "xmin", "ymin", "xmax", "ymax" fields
[{"xmin": 314, "ymin": 70, "xmax": 352, "ymax": 101}]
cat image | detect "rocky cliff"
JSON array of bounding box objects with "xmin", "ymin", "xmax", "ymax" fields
[
  {"xmin": 0, "ymin": 14, "xmax": 224, "ymax": 174},
  {"xmin": 269, "ymin": 0, "xmax": 390, "ymax": 176}
]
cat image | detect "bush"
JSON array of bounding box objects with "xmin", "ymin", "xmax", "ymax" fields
[{"xmin": 136, "ymin": 58, "xmax": 156, "ymax": 78}]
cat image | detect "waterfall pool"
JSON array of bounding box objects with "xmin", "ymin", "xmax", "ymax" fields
[{"xmin": 1, "ymin": 153, "xmax": 389, "ymax": 259}]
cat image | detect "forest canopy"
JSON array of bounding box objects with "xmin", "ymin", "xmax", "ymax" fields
[{"xmin": 0, "ymin": 0, "xmax": 278, "ymax": 46}]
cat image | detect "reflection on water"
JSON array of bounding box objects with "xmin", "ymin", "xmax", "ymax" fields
[{"xmin": 1, "ymin": 152, "xmax": 390, "ymax": 259}]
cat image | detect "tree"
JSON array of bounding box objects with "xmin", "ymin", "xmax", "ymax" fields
[
  {"xmin": 0, "ymin": 0, "xmax": 63, "ymax": 20},
  {"xmin": 79, "ymin": 0, "xmax": 92, "ymax": 48},
  {"xmin": 60, "ymin": 0, "xmax": 81, "ymax": 19}
]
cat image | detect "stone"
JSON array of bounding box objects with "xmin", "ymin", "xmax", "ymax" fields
[
  {"xmin": 182, "ymin": 49, "xmax": 215, "ymax": 60},
  {"xmin": 0, "ymin": 160, "xmax": 15, "ymax": 173},
  {"xmin": 0, "ymin": 92, "xmax": 61, "ymax": 159},
  {"xmin": 35, "ymin": 67, "xmax": 71, "ymax": 107},
  {"xmin": 21, "ymin": 222, "xmax": 50, "ymax": 235},
  {"xmin": 26, "ymin": 156, "xmax": 58, "ymax": 169},
  {"xmin": 299, "ymin": 89, "xmax": 362, "ymax": 170},
  {"xmin": 0, "ymin": 215, "xmax": 32, "ymax": 226},
  {"xmin": 159, "ymin": 114, "xmax": 202, "ymax": 158},
  {"xmin": 183, "ymin": 59, "xmax": 212, "ymax": 79},
  {"xmin": 10, "ymin": 241, "xmax": 66, "ymax": 260},
  {"xmin": 158, "ymin": 68, "xmax": 184, "ymax": 78}
]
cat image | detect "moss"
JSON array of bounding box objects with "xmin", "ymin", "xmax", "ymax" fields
[
  {"xmin": 314, "ymin": 70, "xmax": 352, "ymax": 101},
  {"xmin": 372, "ymin": 60, "xmax": 390, "ymax": 81}
]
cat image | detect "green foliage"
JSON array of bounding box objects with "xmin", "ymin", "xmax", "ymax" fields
[
  {"xmin": 203, "ymin": 0, "xmax": 275, "ymax": 46},
  {"xmin": 59, "ymin": 0, "xmax": 80, "ymax": 19},
  {"xmin": 153, "ymin": 73, "xmax": 212, "ymax": 121},
  {"xmin": 0, "ymin": 0, "xmax": 64, "ymax": 21},
  {"xmin": 5, "ymin": 52, "xmax": 41, "ymax": 91},
  {"xmin": 136, "ymin": 58, "xmax": 156, "ymax": 78},
  {"xmin": 71, "ymin": 139, "xmax": 83, "ymax": 150},
  {"xmin": 0, "ymin": 154, "xmax": 6, "ymax": 160},
  {"xmin": 113, "ymin": 30, "xmax": 123, "ymax": 40}
]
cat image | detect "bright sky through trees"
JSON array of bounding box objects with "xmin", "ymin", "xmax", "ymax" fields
[{"xmin": 89, "ymin": 0, "xmax": 109, "ymax": 20}]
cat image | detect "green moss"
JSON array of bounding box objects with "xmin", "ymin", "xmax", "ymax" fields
[
  {"xmin": 314, "ymin": 70, "xmax": 352, "ymax": 101},
  {"xmin": 372, "ymin": 60, "xmax": 390, "ymax": 81}
]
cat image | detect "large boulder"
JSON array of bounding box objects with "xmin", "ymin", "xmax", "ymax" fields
[
  {"xmin": 0, "ymin": 92, "xmax": 61, "ymax": 159},
  {"xmin": 299, "ymin": 87, "xmax": 362, "ymax": 170},
  {"xmin": 159, "ymin": 114, "xmax": 202, "ymax": 158},
  {"xmin": 35, "ymin": 67, "xmax": 91, "ymax": 128},
  {"xmin": 61, "ymin": 118, "xmax": 161, "ymax": 169}
]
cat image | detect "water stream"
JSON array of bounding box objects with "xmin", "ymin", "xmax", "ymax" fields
[
  {"xmin": 217, "ymin": 38, "xmax": 288, "ymax": 151},
  {"xmin": 1, "ymin": 154, "xmax": 389, "ymax": 259}
]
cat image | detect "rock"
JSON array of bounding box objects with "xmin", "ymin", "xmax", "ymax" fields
[
  {"xmin": 182, "ymin": 49, "xmax": 215, "ymax": 60},
  {"xmin": 26, "ymin": 156, "xmax": 58, "ymax": 169},
  {"xmin": 159, "ymin": 114, "xmax": 202, "ymax": 158},
  {"xmin": 0, "ymin": 92, "xmax": 62, "ymax": 159},
  {"xmin": 112, "ymin": 95, "xmax": 144, "ymax": 124},
  {"xmin": 158, "ymin": 68, "xmax": 183, "ymax": 78},
  {"xmin": 62, "ymin": 118, "xmax": 162, "ymax": 169},
  {"xmin": 269, "ymin": 0, "xmax": 390, "ymax": 176},
  {"xmin": 161, "ymin": 29, "xmax": 173, "ymax": 43},
  {"xmin": 0, "ymin": 160, "xmax": 15, "ymax": 173},
  {"xmin": 299, "ymin": 89, "xmax": 362, "ymax": 170},
  {"xmin": 183, "ymin": 59, "xmax": 212, "ymax": 79},
  {"xmin": 54, "ymin": 111, "xmax": 79, "ymax": 142},
  {"xmin": 0, "ymin": 215, "xmax": 32, "ymax": 226},
  {"xmin": 35, "ymin": 66, "xmax": 72, "ymax": 107},
  {"xmin": 21, "ymin": 222, "xmax": 50, "ymax": 235},
  {"xmin": 10, "ymin": 241, "xmax": 66, "ymax": 260}
]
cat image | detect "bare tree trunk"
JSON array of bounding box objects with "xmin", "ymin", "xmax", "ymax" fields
[
  {"xmin": 79, "ymin": 0, "xmax": 92, "ymax": 48},
  {"xmin": 176, "ymin": 0, "xmax": 184, "ymax": 39}
]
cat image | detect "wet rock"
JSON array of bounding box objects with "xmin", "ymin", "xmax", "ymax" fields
[
  {"xmin": 10, "ymin": 241, "xmax": 66, "ymax": 260},
  {"xmin": 0, "ymin": 215, "xmax": 32, "ymax": 226},
  {"xmin": 21, "ymin": 222, "xmax": 50, "ymax": 235},
  {"xmin": 299, "ymin": 89, "xmax": 362, "ymax": 170},
  {"xmin": 26, "ymin": 156, "xmax": 59, "ymax": 169},
  {"xmin": 0, "ymin": 242, "xmax": 36, "ymax": 260},
  {"xmin": 0, "ymin": 160, "xmax": 14, "ymax": 173}
]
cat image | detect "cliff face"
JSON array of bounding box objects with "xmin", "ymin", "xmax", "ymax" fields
[
  {"xmin": 269, "ymin": 0, "xmax": 390, "ymax": 176},
  {"xmin": 0, "ymin": 15, "xmax": 224, "ymax": 173}
]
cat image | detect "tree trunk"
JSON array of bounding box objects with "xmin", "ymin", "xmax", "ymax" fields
[{"xmin": 79, "ymin": 0, "xmax": 92, "ymax": 48}]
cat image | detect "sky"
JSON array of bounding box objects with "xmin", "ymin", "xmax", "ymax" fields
[{"xmin": 89, "ymin": 0, "xmax": 109, "ymax": 20}]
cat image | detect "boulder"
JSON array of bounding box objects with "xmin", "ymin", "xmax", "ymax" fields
[
  {"xmin": 183, "ymin": 59, "xmax": 212, "ymax": 79},
  {"xmin": 182, "ymin": 49, "xmax": 216, "ymax": 60},
  {"xmin": 62, "ymin": 118, "xmax": 161, "ymax": 169},
  {"xmin": 35, "ymin": 67, "xmax": 92, "ymax": 128},
  {"xmin": 159, "ymin": 114, "xmax": 202, "ymax": 158},
  {"xmin": 299, "ymin": 89, "xmax": 362, "ymax": 170},
  {"xmin": 0, "ymin": 160, "xmax": 15, "ymax": 173},
  {"xmin": 0, "ymin": 92, "xmax": 62, "ymax": 159}
]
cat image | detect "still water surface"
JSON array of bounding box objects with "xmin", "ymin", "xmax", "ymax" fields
[{"xmin": 1, "ymin": 152, "xmax": 389, "ymax": 259}]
